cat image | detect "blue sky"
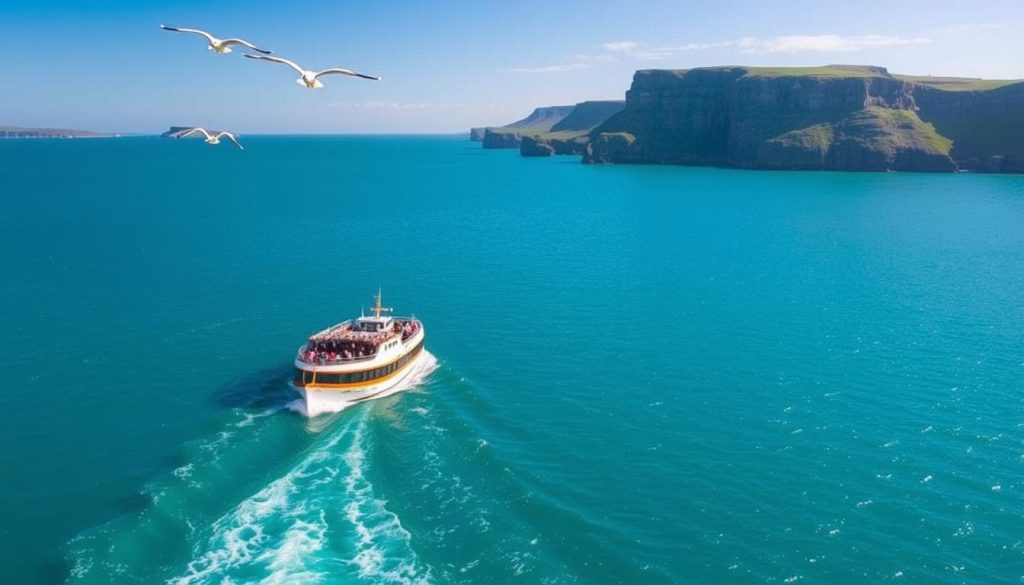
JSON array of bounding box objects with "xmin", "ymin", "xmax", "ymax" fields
[{"xmin": 1, "ymin": 0, "xmax": 1021, "ymax": 133}]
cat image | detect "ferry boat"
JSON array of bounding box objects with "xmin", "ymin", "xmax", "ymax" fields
[{"xmin": 293, "ymin": 291, "xmax": 425, "ymax": 416}]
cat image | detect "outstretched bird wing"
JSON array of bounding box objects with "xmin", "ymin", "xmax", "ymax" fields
[
  {"xmin": 160, "ymin": 25, "xmax": 216, "ymax": 44},
  {"xmin": 216, "ymin": 132, "xmax": 245, "ymax": 150},
  {"xmin": 315, "ymin": 68, "xmax": 380, "ymax": 81},
  {"xmin": 220, "ymin": 38, "xmax": 272, "ymax": 54},
  {"xmin": 244, "ymin": 54, "xmax": 305, "ymax": 75},
  {"xmin": 180, "ymin": 127, "xmax": 213, "ymax": 140}
]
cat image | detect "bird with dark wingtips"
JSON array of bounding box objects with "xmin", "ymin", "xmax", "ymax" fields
[
  {"xmin": 244, "ymin": 54, "xmax": 379, "ymax": 89},
  {"xmin": 160, "ymin": 25, "xmax": 271, "ymax": 55},
  {"xmin": 177, "ymin": 127, "xmax": 245, "ymax": 150}
]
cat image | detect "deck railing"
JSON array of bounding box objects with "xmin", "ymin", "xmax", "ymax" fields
[{"xmin": 298, "ymin": 319, "xmax": 421, "ymax": 365}]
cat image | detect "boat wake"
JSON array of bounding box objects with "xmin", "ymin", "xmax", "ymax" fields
[
  {"xmin": 172, "ymin": 411, "xmax": 432, "ymax": 585},
  {"xmin": 65, "ymin": 355, "xmax": 440, "ymax": 585}
]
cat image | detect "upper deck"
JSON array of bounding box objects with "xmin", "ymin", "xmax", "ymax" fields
[
  {"xmin": 297, "ymin": 290, "xmax": 423, "ymax": 365},
  {"xmin": 298, "ymin": 316, "xmax": 422, "ymax": 365}
]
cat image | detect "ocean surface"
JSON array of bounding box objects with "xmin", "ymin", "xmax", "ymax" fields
[{"xmin": 1, "ymin": 135, "xmax": 1023, "ymax": 584}]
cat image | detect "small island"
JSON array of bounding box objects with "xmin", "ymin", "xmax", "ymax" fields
[{"xmin": 0, "ymin": 126, "xmax": 112, "ymax": 139}]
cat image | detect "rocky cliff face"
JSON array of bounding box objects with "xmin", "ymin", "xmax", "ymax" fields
[
  {"xmin": 520, "ymin": 136, "xmax": 556, "ymax": 157},
  {"xmin": 506, "ymin": 106, "xmax": 575, "ymax": 130},
  {"xmin": 476, "ymin": 105, "xmax": 575, "ymax": 147},
  {"xmin": 586, "ymin": 66, "xmax": 1021, "ymax": 172},
  {"xmin": 482, "ymin": 128, "xmax": 525, "ymax": 149},
  {"xmin": 914, "ymin": 83, "xmax": 1024, "ymax": 173},
  {"xmin": 500, "ymin": 101, "xmax": 626, "ymax": 156},
  {"xmin": 519, "ymin": 134, "xmax": 589, "ymax": 157},
  {"xmin": 477, "ymin": 103, "xmax": 623, "ymax": 150},
  {"xmin": 549, "ymin": 101, "xmax": 624, "ymax": 132}
]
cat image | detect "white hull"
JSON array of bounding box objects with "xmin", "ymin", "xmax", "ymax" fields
[
  {"xmin": 294, "ymin": 342, "xmax": 425, "ymax": 416},
  {"xmin": 292, "ymin": 296, "xmax": 425, "ymax": 417}
]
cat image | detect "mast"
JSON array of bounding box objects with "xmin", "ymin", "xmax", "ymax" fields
[{"xmin": 371, "ymin": 287, "xmax": 393, "ymax": 319}]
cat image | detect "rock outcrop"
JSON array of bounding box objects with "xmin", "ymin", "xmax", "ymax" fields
[
  {"xmin": 482, "ymin": 128, "xmax": 526, "ymax": 149},
  {"xmin": 477, "ymin": 102, "xmax": 624, "ymax": 151},
  {"xmin": 519, "ymin": 134, "xmax": 591, "ymax": 157},
  {"xmin": 585, "ymin": 66, "xmax": 1023, "ymax": 172},
  {"xmin": 513, "ymin": 100, "xmax": 626, "ymax": 156},
  {"xmin": 520, "ymin": 136, "xmax": 556, "ymax": 157},
  {"xmin": 477, "ymin": 106, "xmax": 574, "ymax": 147}
]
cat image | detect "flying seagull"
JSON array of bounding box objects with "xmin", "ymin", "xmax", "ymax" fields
[
  {"xmin": 244, "ymin": 54, "xmax": 379, "ymax": 89},
  {"xmin": 160, "ymin": 25, "xmax": 271, "ymax": 54},
  {"xmin": 178, "ymin": 128, "xmax": 245, "ymax": 150}
]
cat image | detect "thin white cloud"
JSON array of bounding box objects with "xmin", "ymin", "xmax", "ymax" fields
[
  {"xmin": 602, "ymin": 41, "xmax": 639, "ymax": 52},
  {"xmin": 737, "ymin": 34, "xmax": 930, "ymax": 54},
  {"xmin": 504, "ymin": 63, "xmax": 594, "ymax": 74}
]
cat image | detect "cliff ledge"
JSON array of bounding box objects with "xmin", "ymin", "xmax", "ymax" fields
[{"xmin": 585, "ymin": 66, "xmax": 1023, "ymax": 173}]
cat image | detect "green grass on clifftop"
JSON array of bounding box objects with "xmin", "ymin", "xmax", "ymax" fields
[
  {"xmin": 739, "ymin": 65, "xmax": 888, "ymax": 78},
  {"xmin": 894, "ymin": 75, "xmax": 1023, "ymax": 91}
]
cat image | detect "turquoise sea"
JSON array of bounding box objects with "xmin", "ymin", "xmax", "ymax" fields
[{"xmin": 1, "ymin": 136, "xmax": 1023, "ymax": 584}]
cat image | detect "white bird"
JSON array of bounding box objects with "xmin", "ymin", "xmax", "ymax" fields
[
  {"xmin": 160, "ymin": 25, "xmax": 271, "ymax": 54},
  {"xmin": 178, "ymin": 128, "xmax": 245, "ymax": 150},
  {"xmin": 244, "ymin": 54, "xmax": 379, "ymax": 89}
]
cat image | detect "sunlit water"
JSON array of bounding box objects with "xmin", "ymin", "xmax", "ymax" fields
[{"xmin": 1, "ymin": 136, "xmax": 1023, "ymax": 584}]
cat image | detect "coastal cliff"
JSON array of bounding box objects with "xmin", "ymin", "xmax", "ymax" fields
[
  {"xmin": 518, "ymin": 101, "xmax": 626, "ymax": 157},
  {"xmin": 584, "ymin": 66, "xmax": 1023, "ymax": 172},
  {"xmin": 913, "ymin": 82, "xmax": 1024, "ymax": 173},
  {"xmin": 478, "ymin": 105, "xmax": 574, "ymax": 147}
]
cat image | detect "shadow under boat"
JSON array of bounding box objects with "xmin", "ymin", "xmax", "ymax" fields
[{"xmin": 209, "ymin": 363, "xmax": 296, "ymax": 410}]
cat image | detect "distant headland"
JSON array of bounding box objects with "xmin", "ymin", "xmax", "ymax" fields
[
  {"xmin": 0, "ymin": 126, "xmax": 112, "ymax": 139},
  {"xmin": 471, "ymin": 65, "xmax": 1024, "ymax": 173}
]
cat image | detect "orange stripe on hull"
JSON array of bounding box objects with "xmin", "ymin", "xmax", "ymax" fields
[{"xmin": 298, "ymin": 346, "xmax": 422, "ymax": 392}]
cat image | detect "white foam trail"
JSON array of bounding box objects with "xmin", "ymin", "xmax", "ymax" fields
[
  {"xmin": 172, "ymin": 409, "xmax": 433, "ymax": 585},
  {"xmin": 260, "ymin": 511, "xmax": 329, "ymax": 585},
  {"xmin": 235, "ymin": 405, "xmax": 286, "ymax": 428},
  {"xmin": 341, "ymin": 419, "xmax": 432, "ymax": 584},
  {"xmin": 171, "ymin": 429, "xmax": 350, "ymax": 585}
]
